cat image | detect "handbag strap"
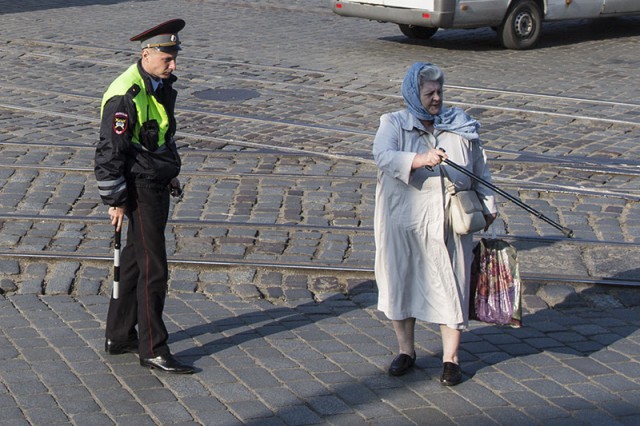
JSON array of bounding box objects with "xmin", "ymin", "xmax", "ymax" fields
[
  {"xmin": 418, "ymin": 132, "xmax": 456, "ymax": 195},
  {"xmin": 439, "ymin": 140, "xmax": 476, "ymax": 196},
  {"xmin": 440, "ymin": 164, "xmax": 457, "ymax": 195}
]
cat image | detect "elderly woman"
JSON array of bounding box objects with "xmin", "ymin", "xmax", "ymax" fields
[{"xmin": 373, "ymin": 62, "xmax": 497, "ymax": 386}]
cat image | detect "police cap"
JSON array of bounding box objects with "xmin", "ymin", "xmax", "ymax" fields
[{"xmin": 130, "ymin": 19, "xmax": 185, "ymax": 52}]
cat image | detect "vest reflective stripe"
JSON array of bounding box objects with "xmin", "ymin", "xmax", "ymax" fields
[
  {"xmin": 97, "ymin": 176, "xmax": 127, "ymax": 197},
  {"xmin": 100, "ymin": 63, "xmax": 170, "ymax": 147}
]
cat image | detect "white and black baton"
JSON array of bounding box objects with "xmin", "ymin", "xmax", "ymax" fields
[{"xmin": 112, "ymin": 226, "xmax": 121, "ymax": 299}]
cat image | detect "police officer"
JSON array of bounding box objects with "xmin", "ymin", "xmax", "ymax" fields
[{"xmin": 95, "ymin": 19, "xmax": 193, "ymax": 374}]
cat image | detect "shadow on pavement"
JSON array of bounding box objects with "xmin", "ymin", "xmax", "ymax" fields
[
  {"xmin": 157, "ymin": 276, "xmax": 640, "ymax": 421},
  {"xmin": 172, "ymin": 280, "xmax": 380, "ymax": 362},
  {"xmin": 461, "ymin": 296, "xmax": 639, "ymax": 387},
  {"xmin": 171, "ymin": 276, "xmax": 638, "ymax": 383}
]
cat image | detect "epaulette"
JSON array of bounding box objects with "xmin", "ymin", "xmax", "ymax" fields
[{"xmin": 127, "ymin": 84, "xmax": 141, "ymax": 98}]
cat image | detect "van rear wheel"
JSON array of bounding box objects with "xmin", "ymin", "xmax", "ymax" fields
[
  {"xmin": 498, "ymin": 0, "xmax": 542, "ymax": 49},
  {"xmin": 398, "ymin": 24, "xmax": 438, "ymax": 40}
]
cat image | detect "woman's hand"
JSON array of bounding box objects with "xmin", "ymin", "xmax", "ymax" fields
[
  {"xmin": 484, "ymin": 213, "xmax": 498, "ymax": 231},
  {"xmin": 412, "ymin": 148, "xmax": 447, "ymax": 169}
]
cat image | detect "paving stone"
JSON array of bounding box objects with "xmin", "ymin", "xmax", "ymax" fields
[
  {"xmin": 277, "ymin": 404, "xmax": 324, "ymax": 425},
  {"xmin": 561, "ymin": 358, "xmax": 614, "ymax": 377},
  {"xmin": 23, "ymin": 407, "xmax": 69, "ymax": 424},
  {"xmin": 0, "ymin": 260, "xmax": 20, "ymax": 275},
  {"xmin": 0, "ymin": 278, "xmax": 18, "ymax": 293},
  {"xmin": 17, "ymin": 279, "xmax": 44, "ymax": 294},
  {"xmin": 143, "ymin": 401, "xmax": 194, "ymax": 423},
  {"xmin": 522, "ymin": 378, "xmax": 576, "ymax": 398}
]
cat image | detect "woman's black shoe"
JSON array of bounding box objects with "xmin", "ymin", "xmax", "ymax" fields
[
  {"xmin": 388, "ymin": 352, "xmax": 416, "ymax": 376},
  {"xmin": 440, "ymin": 362, "xmax": 462, "ymax": 386}
]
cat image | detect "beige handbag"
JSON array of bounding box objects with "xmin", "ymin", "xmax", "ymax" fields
[{"xmin": 443, "ymin": 170, "xmax": 486, "ymax": 235}]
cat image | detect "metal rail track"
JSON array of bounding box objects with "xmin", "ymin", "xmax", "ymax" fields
[
  {"xmin": 1, "ymin": 249, "xmax": 638, "ymax": 288},
  {"xmin": 3, "ymin": 40, "xmax": 640, "ymax": 134},
  {"xmin": 2, "ymin": 135, "xmax": 640, "ymax": 177},
  {"xmin": 0, "ymin": 213, "xmax": 371, "ymax": 231},
  {"xmin": 2, "ymin": 211, "xmax": 639, "ymax": 247},
  {"xmin": 2, "ymin": 153, "xmax": 638, "ymax": 180},
  {"xmin": 7, "ymin": 39, "xmax": 640, "ymax": 113},
  {"xmin": 3, "ymin": 65, "xmax": 640, "ymax": 132},
  {"xmin": 1, "ymin": 161, "xmax": 637, "ymax": 200},
  {"xmin": 0, "ymin": 162, "xmax": 372, "ymax": 182},
  {"xmin": 1, "ymin": 98, "xmax": 639, "ymax": 172}
]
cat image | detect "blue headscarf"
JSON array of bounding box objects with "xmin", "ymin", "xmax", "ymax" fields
[{"xmin": 401, "ymin": 62, "xmax": 480, "ymax": 141}]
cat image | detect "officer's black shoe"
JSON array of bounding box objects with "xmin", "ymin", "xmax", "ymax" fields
[
  {"xmin": 140, "ymin": 354, "xmax": 195, "ymax": 374},
  {"xmin": 105, "ymin": 339, "xmax": 139, "ymax": 355}
]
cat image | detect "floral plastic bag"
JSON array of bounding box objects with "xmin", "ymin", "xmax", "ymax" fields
[{"xmin": 470, "ymin": 238, "xmax": 522, "ymax": 328}]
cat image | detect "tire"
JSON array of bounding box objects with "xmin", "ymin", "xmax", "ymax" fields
[
  {"xmin": 497, "ymin": 0, "xmax": 542, "ymax": 49},
  {"xmin": 398, "ymin": 24, "xmax": 438, "ymax": 40}
]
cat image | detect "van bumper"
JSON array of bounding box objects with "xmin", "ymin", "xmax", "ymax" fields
[{"xmin": 330, "ymin": 0, "xmax": 456, "ymax": 28}]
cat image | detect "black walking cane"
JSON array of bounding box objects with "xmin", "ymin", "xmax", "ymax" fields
[
  {"xmin": 112, "ymin": 225, "xmax": 121, "ymax": 299},
  {"xmin": 442, "ymin": 159, "xmax": 575, "ymax": 238}
]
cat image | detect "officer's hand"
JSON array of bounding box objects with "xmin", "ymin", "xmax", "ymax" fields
[
  {"xmin": 109, "ymin": 206, "xmax": 125, "ymax": 232},
  {"xmin": 169, "ymin": 177, "xmax": 183, "ymax": 198}
]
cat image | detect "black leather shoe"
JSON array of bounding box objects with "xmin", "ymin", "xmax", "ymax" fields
[
  {"xmin": 388, "ymin": 352, "xmax": 416, "ymax": 376},
  {"xmin": 440, "ymin": 362, "xmax": 462, "ymax": 386},
  {"xmin": 140, "ymin": 354, "xmax": 195, "ymax": 374},
  {"xmin": 105, "ymin": 339, "xmax": 138, "ymax": 355}
]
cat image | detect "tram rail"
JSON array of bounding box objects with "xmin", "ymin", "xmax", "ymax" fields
[
  {"xmin": 1, "ymin": 161, "xmax": 637, "ymax": 200},
  {"xmin": 2, "ymin": 135, "xmax": 640, "ymax": 172},
  {"xmin": 6, "ymin": 39, "xmax": 640, "ymax": 110},
  {"xmin": 1, "ymin": 98, "xmax": 640, "ymax": 170},
  {"xmin": 2, "ymin": 211, "xmax": 639, "ymax": 247},
  {"xmin": 1, "ymin": 249, "xmax": 638, "ymax": 289},
  {"xmin": 3, "ymin": 38, "xmax": 640, "ymax": 130}
]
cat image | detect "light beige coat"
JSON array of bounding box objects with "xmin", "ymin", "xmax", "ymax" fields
[{"xmin": 373, "ymin": 110, "xmax": 497, "ymax": 328}]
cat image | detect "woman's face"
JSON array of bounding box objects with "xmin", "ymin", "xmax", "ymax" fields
[{"xmin": 420, "ymin": 80, "xmax": 442, "ymax": 116}]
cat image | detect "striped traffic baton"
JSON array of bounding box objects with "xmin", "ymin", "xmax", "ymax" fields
[{"xmin": 112, "ymin": 226, "xmax": 121, "ymax": 299}]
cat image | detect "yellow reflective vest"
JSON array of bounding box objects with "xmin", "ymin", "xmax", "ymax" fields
[{"xmin": 100, "ymin": 63, "xmax": 170, "ymax": 148}]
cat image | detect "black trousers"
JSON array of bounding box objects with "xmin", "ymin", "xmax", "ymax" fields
[{"xmin": 106, "ymin": 184, "xmax": 171, "ymax": 359}]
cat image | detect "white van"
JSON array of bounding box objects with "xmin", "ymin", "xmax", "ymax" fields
[{"xmin": 330, "ymin": 0, "xmax": 640, "ymax": 49}]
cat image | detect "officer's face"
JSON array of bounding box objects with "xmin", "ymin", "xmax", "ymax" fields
[
  {"xmin": 420, "ymin": 81, "xmax": 442, "ymax": 116},
  {"xmin": 142, "ymin": 48, "xmax": 178, "ymax": 80}
]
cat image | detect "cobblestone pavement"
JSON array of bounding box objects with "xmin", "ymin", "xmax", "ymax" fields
[{"xmin": 1, "ymin": 0, "xmax": 640, "ymax": 425}]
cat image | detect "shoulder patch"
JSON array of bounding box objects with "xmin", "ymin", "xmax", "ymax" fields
[
  {"xmin": 113, "ymin": 112, "xmax": 128, "ymax": 135},
  {"xmin": 127, "ymin": 84, "xmax": 141, "ymax": 98}
]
